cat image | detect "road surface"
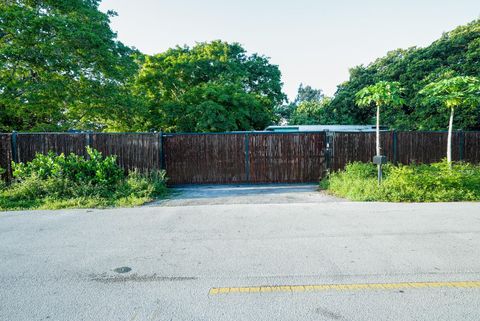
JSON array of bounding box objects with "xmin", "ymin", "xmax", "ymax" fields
[{"xmin": 1, "ymin": 186, "xmax": 480, "ymax": 320}]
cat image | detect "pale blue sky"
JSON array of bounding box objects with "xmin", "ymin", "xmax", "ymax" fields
[{"xmin": 99, "ymin": 0, "xmax": 479, "ymax": 100}]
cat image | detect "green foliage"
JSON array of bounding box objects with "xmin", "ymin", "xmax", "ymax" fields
[
  {"xmin": 326, "ymin": 19, "xmax": 480, "ymax": 130},
  {"xmin": 134, "ymin": 41, "xmax": 286, "ymax": 132},
  {"xmin": 0, "ymin": 0, "xmax": 143, "ymax": 132},
  {"xmin": 12, "ymin": 147, "xmax": 124, "ymax": 190},
  {"xmin": 355, "ymin": 81, "xmax": 405, "ymax": 109},
  {"xmin": 275, "ymin": 84, "xmax": 329, "ymax": 124},
  {"xmin": 289, "ymin": 98, "xmax": 332, "ymax": 125},
  {"xmin": 321, "ymin": 161, "xmax": 480, "ymax": 202},
  {"xmin": 293, "ymin": 83, "xmax": 324, "ymax": 105},
  {"xmin": 0, "ymin": 148, "xmax": 168, "ymax": 210},
  {"xmin": 419, "ymin": 76, "xmax": 480, "ymax": 110},
  {"xmin": 419, "ymin": 76, "xmax": 480, "ymax": 162}
]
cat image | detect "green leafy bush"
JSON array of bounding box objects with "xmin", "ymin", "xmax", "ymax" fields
[
  {"xmin": 320, "ymin": 161, "xmax": 480, "ymax": 202},
  {"xmin": 0, "ymin": 148, "xmax": 168, "ymax": 211},
  {"xmin": 12, "ymin": 147, "xmax": 124, "ymax": 189}
]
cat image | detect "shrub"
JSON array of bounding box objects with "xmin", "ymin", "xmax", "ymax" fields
[
  {"xmin": 320, "ymin": 161, "xmax": 480, "ymax": 202},
  {"xmin": 12, "ymin": 147, "xmax": 124, "ymax": 189},
  {"xmin": 0, "ymin": 148, "xmax": 168, "ymax": 211}
]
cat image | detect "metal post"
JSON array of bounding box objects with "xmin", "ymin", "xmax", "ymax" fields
[
  {"xmin": 245, "ymin": 133, "xmax": 250, "ymax": 182},
  {"xmin": 324, "ymin": 131, "xmax": 333, "ymax": 175},
  {"xmin": 392, "ymin": 130, "xmax": 398, "ymax": 165},
  {"xmin": 459, "ymin": 130, "xmax": 465, "ymax": 161},
  {"xmin": 11, "ymin": 131, "xmax": 18, "ymax": 163},
  {"xmin": 373, "ymin": 155, "xmax": 387, "ymax": 185},
  {"xmin": 378, "ymin": 164, "xmax": 382, "ymax": 185},
  {"xmin": 159, "ymin": 131, "xmax": 165, "ymax": 170},
  {"xmin": 85, "ymin": 131, "xmax": 92, "ymax": 147}
]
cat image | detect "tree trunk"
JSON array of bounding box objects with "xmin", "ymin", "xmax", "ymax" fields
[
  {"xmin": 376, "ymin": 105, "xmax": 380, "ymax": 156},
  {"xmin": 376, "ymin": 105, "xmax": 381, "ymax": 185},
  {"xmin": 447, "ymin": 107, "xmax": 454, "ymax": 166}
]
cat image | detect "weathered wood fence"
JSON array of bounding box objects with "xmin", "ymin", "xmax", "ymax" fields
[{"xmin": 1, "ymin": 131, "xmax": 480, "ymax": 184}]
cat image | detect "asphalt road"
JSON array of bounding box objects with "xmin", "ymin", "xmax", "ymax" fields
[{"xmin": 1, "ymin": 186, "xmax": 480, "ymax": 320}]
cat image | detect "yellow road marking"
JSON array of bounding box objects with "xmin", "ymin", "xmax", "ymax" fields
[{"xmin": 208, "ymin": 280, "xmax": 480, "ymax": 295}]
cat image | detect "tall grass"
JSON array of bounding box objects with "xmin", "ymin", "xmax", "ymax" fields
[{"xmin": 320, "ymin": 161, "xmax": 480, "ymax": 202}]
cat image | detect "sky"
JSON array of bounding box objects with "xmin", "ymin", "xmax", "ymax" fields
[{"xmin": 99, "ymin": 0, "xmax": 479, "ymax": 101}]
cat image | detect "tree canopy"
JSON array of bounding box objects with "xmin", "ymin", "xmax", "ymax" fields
[
  {"xmin": 355, "ymin": 81, "xmax": 404, "ymax": 109},
  {"xmin": 288, "ymin": 98, "xmax": 332, "ymax": 125},
  {"xmin": 274, "ymin": 83, "xmax": 326, "ymax": 124},
  {"xmin": 133, "ymin": 41, "xmax": 285, "ymax": 132},
  {"xmin": 1, "ymin": 2, "xmax": 479, "ymax": 133},
  {"xmin": 323, "ymin": 19, "xmax": 480, "ymax": 130},
  {"xmin": 0, "ymin": 0, "xmax": 142, "ymax": 132},
  {"xmin": 419, "ymin": 76, "xmax": 480, "ymax": 110}
]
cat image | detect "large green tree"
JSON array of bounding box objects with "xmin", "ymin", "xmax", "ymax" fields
[
  {"xmin": 0, "ymin": 0, "xmax": 142, "ymax": 132},
  {"xmin": 134, "ymin": 41, "xmax": 286, "ymax": 132},
  {"xmin": 325, "ymin": 19, "xmax": 480, "ymax": 130}
]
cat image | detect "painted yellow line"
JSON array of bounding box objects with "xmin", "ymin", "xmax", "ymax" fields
[{"xmin": 209, "ymin": 281, "xmax": 480, "ymax": 295}]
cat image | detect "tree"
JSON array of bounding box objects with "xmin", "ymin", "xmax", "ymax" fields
[
  {"xmin": 289, "ymin": 98, "xmax": 332, "ymax": 125},
  {"xmin": 0, "ymin": 0, "xmax": 142, "ymax": 132},
  {"xmin": 326, "ymin": 19, "xmax": 480, "ymax": 130},
  {"xmin": 294, "ymin": 83, "xmax": 324, "ymax": 104},
  {"xmin": 274, "ymin": 84, "xmax": 325, "ymax": 124},
  {"xmin": 134, "ymin": 41, "xmax": 286, "ymax": 132},
  {"xmin": 355, "ymin": 81, "xmax": 404, "ymax": 156},
  {"xmin": 419, "ymin": 76, "xmax": 480, "ymax": 164}
]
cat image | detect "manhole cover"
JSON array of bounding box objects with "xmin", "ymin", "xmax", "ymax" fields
[{"xmin": 114, "ymin": 266, "xmax": 132, "ymax": 274}]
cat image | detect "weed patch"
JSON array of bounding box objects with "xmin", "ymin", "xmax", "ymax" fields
[
  {"xmin": 0, "ymin": 148, "xmax": 168, "ymax": 211},
  {"xmin": 320, "ymin": 161, "xmax": 480, "ymax": 202}
]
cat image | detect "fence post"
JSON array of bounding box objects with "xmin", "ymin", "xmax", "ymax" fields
[
  {"xmin": 11, "ymin": 131, "xmax": 18, "ymax": 163},
  {"xmin": 324, "ymin": 131, "xmax": 333, "ymax": 175},
  {"xmin": 392, "ymin": 130, "xmax": 398, "ymax": 164},
  {"xmin": 159, "ymin": 131, "xmax": 165, "ymax": 170},
  {"xmin": 245, "ymin": 133, "xmax": 250, "ymax": 183},
  {"xmin": 459, "ymin": 130, "xmax": 465, "ymax": 161},
  {"xmin": 85, "ymin": 131, "xmax": 92, "ymax": 147}
]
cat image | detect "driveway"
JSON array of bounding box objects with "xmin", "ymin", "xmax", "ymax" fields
[
  {"xmin": 155, "ymin": 183, "xmax": 342, "ymax": 206},
  {"xmin": 1, "ymin": 188, "xmax": 480, "ymax": 320}
]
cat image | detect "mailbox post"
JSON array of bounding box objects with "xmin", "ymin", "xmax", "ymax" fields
[{"xmin": 373, "ymin": 155, "xmax": 387, "ymax": 185}]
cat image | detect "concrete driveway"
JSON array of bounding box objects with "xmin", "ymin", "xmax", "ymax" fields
[
  {"xmin": 1, "ymin": 186, "xmax": 480, "ymax": 321},
  {"xmin": 155, "ymin": 183, "xmax": 342, "ymax": 206}
]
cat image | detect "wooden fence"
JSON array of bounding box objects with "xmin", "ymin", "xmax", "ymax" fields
[{"xmin": 1, "ymin": 131, "xmax": 480, "ymax": 184}]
